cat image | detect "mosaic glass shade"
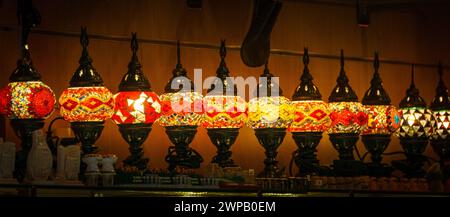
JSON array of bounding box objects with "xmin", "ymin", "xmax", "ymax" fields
[
  {"xmin": 247, "ymin": 96, "xmax": 294, "ymax": 129},
  {"xmin": 157, "ymin": 92, "xmax": 204, "ymax": 126},
  {"xmin": 112, "ymin": 91, "xmax": 161, "ymax": 124},
  {"xmin": 59, "ymin": 86, "xmax": 114, "ymax": 122},
  {"xmin": 432, "ymin": 110, "xmax": 450, "ymax": 140},
  {"xmin": 362, "ymin": 105, "xmax": 400, "ymax": 135},
  {"xmin": 328, "ymin": 101, "xmax": 368, "ymax": 134},
  {"xmin": 0, "ymin": 81, "xmax": 55, "ymax": 119},
  {"xmin": 430, "ymin": 63, "xmax": 450, "ymax": 140},
  {"xmin": 289, "ymin": 100, "xmax": 331, "ymax": 132},
  {"xmin": 202, "ymin": 95, "xmax": 247, "ymax": 129},
  {"xmin": 396, "ymin": 107, "xmax": 433, "ymax": 138}
]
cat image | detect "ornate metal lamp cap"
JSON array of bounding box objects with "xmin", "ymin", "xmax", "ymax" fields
[
  {"xmin": 164, "ymin": 41, "xmax": 194, "ymax": 93},
  {"xmin": 9, "ymin": 47, "xmax": 41, "ymax": 82},
  {"xmin": 328, "ymin": 50, "xmax": 358, "ymax": 102},
  {"xmin": 292, "ymin": 47, "xmax": 322, "ymax": 101},
  {"xmin": 430, "ymin": 62, "xmax": 450, "ymax": 110},
  {"xmin": 118, "ymin": 33, "xmax": 151, "ymax": 92},
  {"xmin": 207, "ymin": 40, "xmax": 237, "ymax": 96},
  {"xmin": 255, "ymin": 61, "xmax": 283, "ymax": 98},
  {"xmin": 70, "ymin": 27, "xmax": 104, "ymax": 87},
  {"xmin": 399, "ymin": 64, "xmax": 426, "ymax": 108},
  {"xmin": 362, "ymin": 52, "xmax": 391, "ymax": 105}
]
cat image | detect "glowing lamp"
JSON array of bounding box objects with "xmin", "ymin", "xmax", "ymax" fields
[
  {"xmin": 429, "ymin": 62, "xmax": 450, "ymax": 175},
  {"xmin": 58, "ymin": 27, "xmax": 114, "ymax": 155},
  {"xmin": 327, "ymin": 50, "xmax": 368, "ymax": 177},
  {"xmin": 111, "ymin": 33, "xmax": 162, "ymax": 172},
  {"xmin": 394, "ymin": 65, "xmax": 433, "ymax": 177},
  {"xmin": 157, "ymin": 42, "xmax": 204, "ymax": 172},
  {"xmin": 287, "ymin": 48, "xmax": 331, "ymax": 176},
  {"xmin": 201, "ymin": 41, "xmax": 248, "ymax": 168},
  {"xmin": 247, "ymin": 62, "xmax": 294, "ymax": 178},
  {"xmin": 361, "ymin": 53, "xmax": 399, "ymax": 177}
]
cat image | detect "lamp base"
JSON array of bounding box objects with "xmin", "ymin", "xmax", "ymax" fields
[
  {"xmin": 393, "ymin": 137, "xmax": 429, "ymax": 178},
  {"xmin": 291, "ymin": 132, "xmax": 331, "ymax": 176},
  {"xmin": 362, "ymin": 134, "xmax": 392, "ymax": 177},
  {"xmin": 329, "ymin": 133, "xmax": 367, "ymax": 176},
  {"xmin": 207, "ymin": 128, "xmax": 239, "ymax": 168},
  {"xmin": 165, "ymin": 126, "xmax": 203, "ymax": 173},
  {"xmin": 255, "ymin": 128, "xmax": 286, "ymax": 178},
  {"xmin": 71, "ymin": 121, "xmax": 104, "ymax": 155},
  {"xmin": 431, "ymin": 138, "xmax": 450, "ymax": 180},
  {"xmin": 119, "ymin": 123, "xmax": 152, "ymax": 172},
  {"xmin": 10, "ymin": 119, "xmax": 45, "ymax": 183}
]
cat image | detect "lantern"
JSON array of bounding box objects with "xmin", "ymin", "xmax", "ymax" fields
[
  {"xmin": 361, "ymin": 53, "xmax": 400, "ymax": 176},
  {"xmin": 430, "ymin": 62, "xmax": 450, "ymax": 179},
  {"xmin": 288, "ymin": 48, "xmax": 331, "ymax": 176},
  {"xmin": 58, "ymin": 27, "xmax": 114, "ymax": 155},
  {"xmin": 111, "ymin": 33, "xmax": 162, "ymax": 172},
  {"xmin": 247, "ymin": 61, "xmax": 294, "ymax": 178},
  {"xmin": 394, "ymin": 65, "xmax": 433, "ymax": 177},
  {"xmin": 157, "ymin": 42, "xmax": 204, "ymax": 172},
  {"xmin": 201, "ymin": 40, "xmax": 247, "ymax": 168},
  {"xmin": 327, "ymin": 50, "xmax": 368, "ymax": 177}
]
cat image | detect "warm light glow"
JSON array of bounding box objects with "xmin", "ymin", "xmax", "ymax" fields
[
  {"xmin": 202, "ymin": 95, "xmax": 247, "ymax": 129},
  {"xmin": 156, "ymin": 92, "xmax": 204, "ymax": 126},
  {"xmin": 0, "ymin": 81, "xmax": 55, "ymax": 119},
  {"xmin": 59, "ymin": 86, "xmax": 114, "ymax": 122},
  {"xmin": 362, "ymin": 105, "xmax": 400, "ymax": 135},
  {"xmin": 247, "ymin": 96, "xmax": 294, "ymax": 129},
  {"xmin": 431, "ymin": 110, "xmax": 449, "ymax": 140},
  {"xmin": 112, "ymin": 91, "xmax": 161, "ymax": 124},
  {"xmin": 328, "ymin": 102, "xmax": 368, "ymax": 134},
  {"xmin": 396, "ymin": 107, "xmax": 433, "ymax": 138},
  {"xmin": 289, "ymin": 100, "xmax": 331, "ymax": 132}
]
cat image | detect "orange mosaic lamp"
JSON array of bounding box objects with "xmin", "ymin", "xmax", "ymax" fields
[
  {"xmin": 288, "ymin": 48, "xmax": 331, "ymax": 176},
  {"xmin": 111, "ymin": 33, "xmax": 162, "ymax": 172},
  {"xmin": 58, "ymin": 27, "xmax": 114, "ymax": 155},
  {"xmin": 202, "ymin": 40, "xmax": 248, "ymax": 168},
  {"xmin": 361, "ymin": 53, "xmax": 400, "ymax": 177}
]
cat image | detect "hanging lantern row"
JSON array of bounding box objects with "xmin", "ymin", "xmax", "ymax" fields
[{"xmin": 1, "ymin": 28, "xmax": 449, "ymax": 178}]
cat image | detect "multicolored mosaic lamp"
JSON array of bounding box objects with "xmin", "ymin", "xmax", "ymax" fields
[
  {"xmin": 247, "ymin": 61, "xmax": 294, "ymax": 178},
  {"xmin": 328, "ymin": 50, "xmax": 368, "ymax": 176},
  {"xmin": 157, "ymin": 41, "xmax": 204, "ymax": 172},
  {"xmin": 0, "ymin": 3, "xmax": 56, "ymax": 181},
  {"xmin": 202, "ymin": 40, "xmax": 247, "ymax": 168},
  {"xmin": 394, "ymin": 65, "xmax": 433, "ymax": 177},
  {"xmin": 111, "ymin": 33, "xmax": 161, "ymax": 172},
  {"xmin": 361, "ymin": 53, "xmax": 400, "ymax": 177},
  {"xmin": 430, "ymin": 62, "xmax": 450, "ymax": 178},
  {"xmin": 288, "ymin": 48, "xmax": 331, "ymax": 176},
  {"xmin": 59, "ymin": 27, "xmax": 114, "ymax": 155}
]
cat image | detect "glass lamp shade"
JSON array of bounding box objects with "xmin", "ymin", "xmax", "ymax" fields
[
  {"xmin": 111, "ymin": 91, "xmax": 161, "ymax": 124},
  {"xmin": 328, "ymin": 102, "xmax": 368, "ymax": 134},
  {"xmin": 202, "ymin": 95, "xmax": 247, "ymax": 129},
  {"xmin": 288, "ymin": 100, "xmax": 331, "ymax": 132},
  {"xmin": 0, "ymin": 81, "xmax": 55, "ymax": 119},
  {"xmin": 59, "ymin": 86, "xmax": 114, "ymax": 122},
  {"xmin": 432, "ymin": 110, "xmax": 450, "ymax": 140},
  {"xmin": 396, "ymin": 107, "xmax": 433, "ymax": 138},
  {"xmin": 362, "ymin": 105, "xmax": 400, "ymax": 135},
  {"xmin": 157, "ymin": 91, "xmax": 204, "ymax": 126},
  {"xmin": 247, "ymin": 96, "xmax": 294, "ymax": 129}
]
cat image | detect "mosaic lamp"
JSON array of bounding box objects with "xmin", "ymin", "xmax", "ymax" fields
[
  {"xmin": 430, "ymin": 62, "xmax": 450, "ymax": 178},
  {"xmin": 58, "ymin": 27, "xmax": 114, "ymax": 156},
  {"xmin": 157, "ymin": 41, "xmax": 204, "ymax": 172},
  {"xmin": 202, "ymin": 40, "xmax": 247, "ymax": 168},
  {"xmin": 111, "ymin": 33, "xmax": 161, "ymax": 172},
  {"xmin": 327, "ymin": 50, "xmax": 368, "ymax": 176},
  {"xmin": 247, "ymin": 61, "xmax": 294, "ymax": 178},
  {"xmin": 288, "ymin": 48, "xmax": 331, "ymax": 176},
  {"xmin": 394, "ymin": 65, "xmax": 433, "ymax": 177},
  {"xmin": 361, "ymin": 53, "xmax": 400, "ymax": 177},
  {"xmin": 0, "ymin": 4, "xmax": 56, "ymax": 181}
]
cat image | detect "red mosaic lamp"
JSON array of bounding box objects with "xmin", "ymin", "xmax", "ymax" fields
[
  {"xmin": 58, "ymin": 27, "xmax": 114, "ymax": 155},
  {"xmin": 361, "ymin": 53, "xmax": 400, "ymax": 177},
  {"xmin": 288, "ymin": 48, "xmax": 332, "ymax": 176},
  {"xmin": 202, "ymin": 40, "xmax": 247, "ymax": 168},
  {"xmin": 111, "ymin": 33, "xmax": 161, "ymax": 172}
]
